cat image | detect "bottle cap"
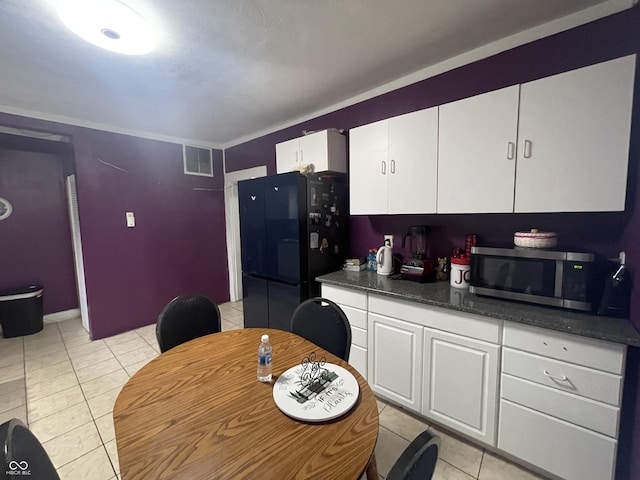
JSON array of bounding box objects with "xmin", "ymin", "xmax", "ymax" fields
[{"xmin": 261, "ymin": 334, "xmax": 269, "ymax": 343}]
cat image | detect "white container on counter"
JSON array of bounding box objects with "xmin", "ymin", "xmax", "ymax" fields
[{"xmin": 450, "ymin": 256, "xmax": 471, "ymax": 289}]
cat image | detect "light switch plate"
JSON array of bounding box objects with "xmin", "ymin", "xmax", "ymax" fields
[{"xmin": 126, "ymin": 211, "xmax": 135, "ymax": 227}]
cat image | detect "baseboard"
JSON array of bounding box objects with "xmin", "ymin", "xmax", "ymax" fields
[{"xmin": 43, "ymin": 308, "xmax": 81, "ymax": 323}]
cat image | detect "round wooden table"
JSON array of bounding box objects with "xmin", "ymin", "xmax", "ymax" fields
[{"xmin": 114, "ymin": 328, "xmax": 379, "ymax": 480}]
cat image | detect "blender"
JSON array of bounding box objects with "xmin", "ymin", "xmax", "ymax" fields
[{"xmin": 400, "ymin": 225, "xmax": 435, "ymax": 282}]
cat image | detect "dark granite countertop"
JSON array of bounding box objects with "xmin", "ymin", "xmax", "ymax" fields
[{"xmin": 317, "ymin": 270, "xmax": 640, "ymax": 347}]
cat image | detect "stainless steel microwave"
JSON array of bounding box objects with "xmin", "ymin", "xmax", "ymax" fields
[{"xmin": 469, "ymin": 246, "xmax": 601, "ymax": 311}]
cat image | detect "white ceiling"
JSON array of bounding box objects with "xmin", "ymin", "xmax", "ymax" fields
[{"xmin": 0, "ymin": 0, "xmax": 633, "ymax": 148}]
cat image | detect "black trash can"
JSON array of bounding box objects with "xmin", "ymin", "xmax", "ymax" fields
[{"xmin": 0, "ymin": 285, "xmax": 44, "ymax": 338}]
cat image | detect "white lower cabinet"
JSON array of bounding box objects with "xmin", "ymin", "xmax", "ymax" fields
[
  {"xmin": 320, "ymin": 284, "xmax": 629, "ymax": 480},
  {"xmin": 368, "ymin": 313, "xmax": 423, "ymax": 411},
  {"xmin": 422, "ymin": 328, "xmax": 499, "ymax": 445},
  {"xmin": 321, "ymin": 284, "xmax": 368, "ymax": 380},
  {"xmin": 499, "ymin": 324, "xmax": 625, "ymax": 480},
  {"xmin": 499, "ymin": 400, "xmax": 617, "ymax": 480}
]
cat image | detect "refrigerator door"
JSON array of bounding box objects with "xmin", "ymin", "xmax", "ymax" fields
[
  {"xmin": 238, "ymin": 177, "xmax": 267, "ymax": 277},
  {"xmin": 242, "ymin": 274, "xmax": 268, "ymax": 328},
  {"xmin": 264, "ymin": 173, "xmax": 306, "ymax": 285},
  {"xmin": 267, "ymin": 280, "xmax": 302, "ymax": 331}
]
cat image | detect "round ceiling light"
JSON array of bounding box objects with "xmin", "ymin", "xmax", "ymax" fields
[{"xmin": 57, "ymin": 0, "xmax": 156, "ymax": 55}]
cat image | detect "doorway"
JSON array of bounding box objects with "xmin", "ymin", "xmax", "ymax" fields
[{"xmin": 224, "ymin": 166, "xmax": 267, "ymax": 302}]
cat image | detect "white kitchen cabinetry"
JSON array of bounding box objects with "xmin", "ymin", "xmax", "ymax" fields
[
  {"xmin": 275, "ymin": 130, "xmax": 347, "ymax": 174},
  {"xmin": 368, "ymin": 312, "xmax": 423, "ymax": 410},
  {"xmin": 321, "ymin": 284, "xmax": 368, "ymax": 380},
  {"xmin": 423, "ymin": 328, "xmax": 500, "ymax": 445},
  {"xmin": 437, "ymin": 55, "xmax": 635, "ymax": 214},
  {"xmin": 515, "ymin": 55, "xmax": 635, "ymax": 212},
  {"xmin": 350, "ymin": 108, "xmax": 438, "ymax": 215},
  {"xmin": 437, "ymin": 85, "xmax": 520, "ymax": 213},
  {"xmin": 498, "ymin": 323, "xmax": 626, "ymax": 480}
]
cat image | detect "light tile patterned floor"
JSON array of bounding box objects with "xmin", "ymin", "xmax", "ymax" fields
[{"xmin": 0, "ymin": 301, "xmax": 546, "ymax": 480}]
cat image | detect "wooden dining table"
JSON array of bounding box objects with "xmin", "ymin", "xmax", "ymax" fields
[{"xmin": 113, "ymin": 328, "xmax": 379, "ymax": 480}]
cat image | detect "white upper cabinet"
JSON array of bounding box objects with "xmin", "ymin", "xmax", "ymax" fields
[
  {"xmin": 437, "ymin": 86, "xmax": 520, "ymax": 213},
  {"xmin": 349, "ymin": 108, "xmax": 439, "ymax": 215},
  {"xmin": 275, "ymin": 130, "xmax": 347, "ymax": 174},
  {"xmin": 515, "ymin": 55, "xmax": 635, "ymax": 212},
  {"xmin": 350, "ymin": 119, "xmax": 389, "ymax": 215}
]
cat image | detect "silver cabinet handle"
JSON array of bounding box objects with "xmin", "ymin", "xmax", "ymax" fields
[
  {"xmin": 295, "ymin": 151, "xmax": 299, "ymax": 164},
  {"xmin": 300, "ymin": 150, "xmax": 303, "ymax": 163},
  {"xmin": 523, "ymin": 140, "xmax": 532, "ymax": 158},
  {"xmin": 507, "ymin": 142, "xmax": 515, "ymax": 160},
  {"xmin": 391, "ymin": 159, "xmax": 396, "ymax": 173},
  {"xmin": 382, "ymin": 161, "xmax": 386, "ymax": 175},
  {"xmin": 543, "ymin": 369, "xmax": 568, "ymax": 382}
]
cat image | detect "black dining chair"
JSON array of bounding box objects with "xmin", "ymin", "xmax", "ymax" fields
[
  {"xmin": 156, "ymin": 294, "xmax": 222, "ymax": 353},
  {"xmin": 386, "ymin": 429, "xmax": 441, "ymax": 480},
  {"xmin": 290, "ymin": 297, "xmax": 352, "ymax": 361},
  {"xmin": 1, "ymin": 418, "xmax": 60, "ymax": 480}
]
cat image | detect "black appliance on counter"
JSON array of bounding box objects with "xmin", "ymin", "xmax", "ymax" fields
[
  {"xmin": 239, "ymin": 171, "xmax": 348, "ymax": 330},
  {"xmin": 469, "ymin": 246, "xmax": 605, "ymax": 312}
]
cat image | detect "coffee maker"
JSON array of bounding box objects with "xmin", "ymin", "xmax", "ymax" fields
[{"xmin": 400, "ymin": 225, "xmax": 435, "ymax": 282}]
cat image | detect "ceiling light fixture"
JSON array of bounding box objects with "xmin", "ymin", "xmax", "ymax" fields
[{"xmin": 57, "ymin": 0, "xmax": 156, "ymax": 55}]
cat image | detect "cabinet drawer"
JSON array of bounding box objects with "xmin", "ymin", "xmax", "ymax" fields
[
  {"xmin": 369, "ymin": 294, "xmax": 500, "ymax": 343},
  {"xmin": 340, "ymin": 304, "xmax": 367, "ymax": 330},
  {"xmin": 498, "ymin": 400, "xmax": 617, "ymax": 480},
  {"xmin": 502, "ymin": 348, "xmax": 623, "ymax": 406},
  {"xmin": 349, "ymin": 344, "xmax": 367, "ymax": 380},
  {"xmin": 501, "ymin": 374, "xmax": 619, "ymax": 437},
  {"xmin": 503, "ymin": 323, "xmax": 624, "ymax": 374},
  {"xmin": 322, "ymin": 285, "xmax": 367, "ymax": 310},
  {"xmin": 351, "ymin": 326, "xmax": 367, "ymax": 348}
]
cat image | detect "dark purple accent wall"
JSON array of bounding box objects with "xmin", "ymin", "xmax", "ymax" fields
[
  {"xmin": 224, "ymin": 7, "xmax": 640, "ymax": 479},
  {"xmin": 0, "ymin": 112, "xmax": 229, "ymax": 339},
  {"xmin": 0, "ymin": 149, "xmax": 77, "ymax": 314}
]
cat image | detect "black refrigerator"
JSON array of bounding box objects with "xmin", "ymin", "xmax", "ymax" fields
[{"xmin": 238, "ymin": 171, "xmax": 348, "ymax": 330}]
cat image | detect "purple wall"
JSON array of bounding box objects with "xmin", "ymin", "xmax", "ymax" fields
[
  {"xmin": 225, "ymin": 7, "xmax": 640, "ymax": 479},
  {"xmin": 0, "ymin": 112, "xmax": 229, "ymax": 339},
  {"xmin": 0, "ymin": 149, "xmax": 77, "ymax": 314}
]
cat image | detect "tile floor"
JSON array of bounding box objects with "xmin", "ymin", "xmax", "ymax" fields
[{"xmin": 0, "ymin": 301, "xmax": 546, "ymax": 480}]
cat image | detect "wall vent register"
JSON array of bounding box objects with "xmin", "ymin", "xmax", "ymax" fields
[{"xmin": 183, "ymin": 145, "xmax": 213, "ymax": 177}]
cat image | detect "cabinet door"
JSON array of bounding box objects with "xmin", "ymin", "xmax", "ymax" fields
[
  {"xmin": 515, "ymin": 55, "xmax": 635, "ymax": 212},
  {"xmin": 299, "ymin": 130, "xmax": 328, "ymax": 171},
  {"xmin": 368, "ymin": 313, "xmax": 422, "ymax": 411},
  {"xmin": 275, "ymin": 138, "xmax": 300, "ymax": 174},
  {"xmin": 423, "ymin": 328, "xmax": 499, "ymax": 445},
  {"xmin": 388, "ymin": 108, "xmax": 438, "ymax": 214},
  {"xmin": 438, "ymin": 85, "xmax": 520, "ymax": 213},
  {"xmin": 349, "ymin": 120, "xmax": 389, "ymax": 214}
]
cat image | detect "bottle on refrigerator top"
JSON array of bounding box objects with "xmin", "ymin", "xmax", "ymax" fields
[{"xmin": 257, "ymin": 334, "xmax": 272, "ymax": 382}]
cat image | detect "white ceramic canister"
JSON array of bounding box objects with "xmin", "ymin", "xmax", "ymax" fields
[{"xmin": 450, "ymin": 256, "xmax": 471, "ymax": 289}]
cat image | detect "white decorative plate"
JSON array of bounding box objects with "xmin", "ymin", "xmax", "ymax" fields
[{"xmin": 273, "ymin": 363, "xmax": 360, "ymax": 422}]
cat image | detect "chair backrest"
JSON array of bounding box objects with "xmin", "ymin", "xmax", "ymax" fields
[
  {"xmin": 290, "ymin": 297, "xmax": 352, "ymax": 361},
  {"xmin": 386, "ymin": 430, "xmax": 440, "ymax": 480},
  {"xmin": 1, "ymin": 418, "xmax": 60, "ymax": 480},
  {"xmin": 156, "ymin": 294, "xmax": 222, "ymax": 353}
]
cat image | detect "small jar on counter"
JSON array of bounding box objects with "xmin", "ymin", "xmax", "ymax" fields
[{"xmin": 450, "ymin": 256, "xmax": 471, "ymax": 289}]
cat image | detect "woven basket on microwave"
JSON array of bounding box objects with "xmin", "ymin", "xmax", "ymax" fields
[{"xmin": 514, "ymin": 229, "xmax": 558, "ymax": 248}]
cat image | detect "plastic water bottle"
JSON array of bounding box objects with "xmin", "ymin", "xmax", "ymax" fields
[
  {"xmin": 257, "ymin": 334, "xmax": 272, "ymax": 382},
  {"xmin": 367, "ymin": 249, "xmax": 378, "ymax": 272}
]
